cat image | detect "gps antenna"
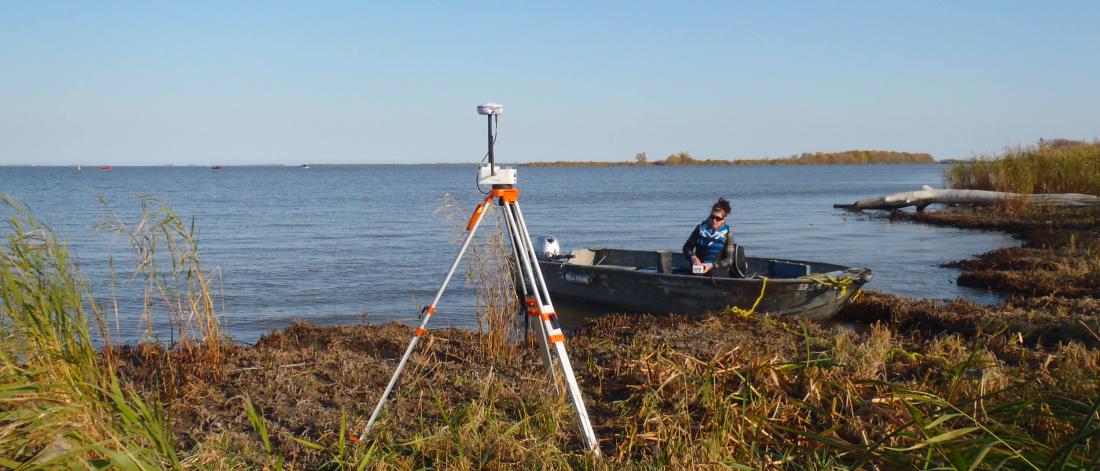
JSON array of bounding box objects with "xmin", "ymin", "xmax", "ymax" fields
[{"xmin": 477, "ymin": 103, "xmax": 502, "ymax": 175}]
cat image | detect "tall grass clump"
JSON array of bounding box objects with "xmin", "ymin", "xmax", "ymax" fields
[
  {"xmin": 97, "ymin": 195, "xmax": 228, "ymax": 383},
  {"xmin": 0, "ymin": 195, "xmax": 179, "ymax": 468},
  {"xmin": 944, "ymin": 139, "xmax": 1100, "ymax": 196},
  {"xmin": 436, "ymin": 194, "xmax": 518, "ymax": 360}
]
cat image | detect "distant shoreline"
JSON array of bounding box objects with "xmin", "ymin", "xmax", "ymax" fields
[
  {"xmin": 2, "ymin": 151, "xmax": 941, "ymax": 168},
  {"xmin": 519, "ymin": 160, "xmax": 940, "ymax": 167},
  {"xmin": 526, "ymin": 150, "xmax": 936, "ymax": 167},
  {"xmin": 2, "ymin": 161, "xmax": 945, "ymax": 168}
]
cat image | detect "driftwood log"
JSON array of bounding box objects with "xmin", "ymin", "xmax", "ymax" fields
[{"xmin": 834, "ymin": 185, "xmax": 1100, "ymax": 211}]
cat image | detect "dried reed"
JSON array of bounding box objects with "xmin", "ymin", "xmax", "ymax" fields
[
  {"xmin": 435, "ymin": 193, "xmax": 518, "ymax": 360},
  {"xmin": 185, "ymin": 306, "xmax": 1100, "ymax": 468},
  {"xmin": 97, "ymin": 195, "xmax": 228, "ymax": 384}
]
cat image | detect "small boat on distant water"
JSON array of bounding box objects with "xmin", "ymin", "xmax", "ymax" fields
[
  {"xmin": 76, "ymin": 165, "xmax": 82, "ymax": 171},
  {"xmin": 301, "ymin": 164, "xmax": 311, "ymax": 169},
  {"xmin": 97, "ymin": 166, "xmax": 112, "ymax": 171},
  {"xmin": 212, "ymin": 164, "xmax": 223, "ymax": 170}
]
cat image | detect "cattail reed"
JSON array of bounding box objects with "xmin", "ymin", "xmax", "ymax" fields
[{"xmin": 944, "ymin": 140, "xmax": 1100, "ymax": 197}]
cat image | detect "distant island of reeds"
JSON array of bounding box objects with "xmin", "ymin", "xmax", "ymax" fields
[{"xmin": 523, "ymin": 150, "xmax": 936, "ymax": 167}]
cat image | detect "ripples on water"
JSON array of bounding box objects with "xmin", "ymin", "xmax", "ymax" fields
[{"xmin": 0, "ymin": 164, "xmax": 1016, "ymax": 342}]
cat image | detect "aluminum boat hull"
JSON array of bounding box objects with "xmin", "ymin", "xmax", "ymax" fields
[{"xmin": 537, "ymin": 248, "xmax": 871, "ymax": 321}]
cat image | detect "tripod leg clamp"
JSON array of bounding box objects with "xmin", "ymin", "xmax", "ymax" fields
[{"xmin": 466, "ymin": 197, "xmax": 492, "ymax": 231}]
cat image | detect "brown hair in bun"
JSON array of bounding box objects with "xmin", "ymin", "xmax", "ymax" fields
[{"xmin": 712, "ymin": 197, "xmax": 731, "ymax": 217}]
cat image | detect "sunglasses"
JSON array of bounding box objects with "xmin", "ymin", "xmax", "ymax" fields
[{"xmin": 709, "ymin": 213, "xmax": 725, "ymax": 221}]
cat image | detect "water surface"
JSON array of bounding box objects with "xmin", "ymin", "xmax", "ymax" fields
[{"xmin": 0, "ymin": 164, "xmax": 1015, "ymax": 342}]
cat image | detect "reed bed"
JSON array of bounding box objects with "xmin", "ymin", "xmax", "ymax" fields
[
  {"xmin": 944, "ymin": 140, "xmax": 1100, "ymax": 196},
  {"xmin": 0, "ymin": 195, "xmax": 179, "ymax": 468}
]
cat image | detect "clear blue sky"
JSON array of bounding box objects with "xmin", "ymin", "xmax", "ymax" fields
[{"xmin": 2, "ymin": 1, "xmax": 1097, "ymax": 165}]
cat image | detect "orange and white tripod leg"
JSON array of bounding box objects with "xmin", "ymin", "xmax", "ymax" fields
[
  {"xmin": 509, "ymin": 200, "xmax": 599, "ymax": 453},
  {"xmin": 499, "ymin": 200, "xmax": 556, "ymax": 376},
  {"xmin": 358, "ymin": 197, "xmax": 493, "ymax": 441}
]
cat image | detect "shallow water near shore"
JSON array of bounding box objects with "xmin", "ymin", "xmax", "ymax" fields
[{"xmin": 1, "ymin": 164, "xmax": 1016, "ymax": 343}]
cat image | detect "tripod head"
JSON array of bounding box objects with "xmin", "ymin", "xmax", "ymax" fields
[{"xmin": 477, "ymin": 103, "xmax": 516, "ymax": 186}]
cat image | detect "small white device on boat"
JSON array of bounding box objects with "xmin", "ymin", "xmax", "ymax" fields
[
  {"xmin": 540, "ymin": 235, "xmax": 561, "ymax": 258},
  {"xmin": 693, "ymin": 264, "xmax": 706, "ymax": 274}
]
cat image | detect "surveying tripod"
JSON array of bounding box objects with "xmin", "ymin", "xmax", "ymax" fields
[{"xmin": 357, "ymin": 104, "xmax": 599, "ymax": 453}]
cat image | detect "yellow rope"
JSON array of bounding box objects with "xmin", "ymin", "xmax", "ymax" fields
[
  {"xmin": 729, "ymin": 276, "xmax": 768, "ymax": 318},
  {"xmin": 800, "ymin": 273, "xmax": 856, "ymax": 299},
  {"xmin": 728, "ymin": 273, "xmax": 862, "ymax": 318}
]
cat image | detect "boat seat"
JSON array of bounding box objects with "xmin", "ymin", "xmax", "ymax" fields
[
  {"xmin": 767, "ymin": 260, "xmax": 811, "ymax": 278},
  {"xmin": 569, "ymin": 249, "xmax": 596, "ymax": 265},
  {"xmin": 596, "ymin": 264, "xmax": 637, "ymax": 271}
]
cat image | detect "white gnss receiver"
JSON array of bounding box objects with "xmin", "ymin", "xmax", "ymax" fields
[{"xmin": 476, "ymin": 102, "xmax": 516, "ymax": 185}]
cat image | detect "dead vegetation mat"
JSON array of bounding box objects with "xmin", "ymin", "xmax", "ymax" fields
[{"xmin": 117, "ymin": 304, "xmax": 1100, "ymax": 469}]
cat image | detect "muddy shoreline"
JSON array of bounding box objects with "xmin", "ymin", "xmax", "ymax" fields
[{"xmin": 120, "ymin": 207, "xmax": 1100, "ymax": 468}]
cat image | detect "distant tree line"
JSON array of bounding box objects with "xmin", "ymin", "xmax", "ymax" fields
[
  {"xmin": 524, "ymin": 150, "xmax": 934, "ymax": 167},
  {"xmin": 651, "ymin": 150, "xmax": 935, "ymax": 166}
]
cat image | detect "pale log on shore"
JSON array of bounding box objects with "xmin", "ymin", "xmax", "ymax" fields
[{"xmin": 834, "ymin": 185, "xmax": 1100, "ymax": 211}]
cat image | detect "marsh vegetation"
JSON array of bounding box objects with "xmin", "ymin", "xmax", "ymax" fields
[{"xmin": 944, "ymin": 139, "xmax": 1100, "ymax": 196}]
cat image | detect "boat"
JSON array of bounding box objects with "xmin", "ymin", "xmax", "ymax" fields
[
  {"xmin": 537, "ymin": 247, "xmax": 872, "ymax": 321},
  {"xmin": 212, "ymin": 164, "xmax": 223, "ymax": 170},
  {"xmin": 301, "ymin": 164, "xmax": 311, "ymax": 169},
  {"xmin": 97, "ymin": 165, "xmax": 112, "ymax": 171}
]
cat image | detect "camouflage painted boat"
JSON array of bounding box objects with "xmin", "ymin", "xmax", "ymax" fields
[{"xmin": 538, "ymin": 248, "xmax": 872, "ymax": 321}]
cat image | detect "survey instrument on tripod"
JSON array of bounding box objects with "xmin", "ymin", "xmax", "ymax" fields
[{"xmin": 357, "ymin": 103, "xmax": 600, "ymax": 453}]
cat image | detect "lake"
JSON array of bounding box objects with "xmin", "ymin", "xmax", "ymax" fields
[{"xmin": 0, "ymin": 164, "xmax": 1016, "ymax": 343}]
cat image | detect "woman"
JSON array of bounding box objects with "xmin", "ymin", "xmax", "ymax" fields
[{"xmin": 682, "ymin": 197, "xmax": 734, "ymax": 275}]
